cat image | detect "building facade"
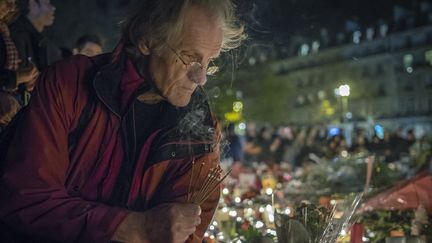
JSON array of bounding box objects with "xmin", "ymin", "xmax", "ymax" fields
[{"xmin": 270, "ymin": 25, "xmax": 432, "ymax": 128}]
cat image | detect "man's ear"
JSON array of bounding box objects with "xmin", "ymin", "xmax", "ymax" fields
[{"xmin": 138, "ymin": 41, "xmax": 150, "ymax": 55}]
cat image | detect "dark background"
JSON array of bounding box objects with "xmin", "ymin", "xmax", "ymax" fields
[{"xmin": 46, "ymin": 0, "xmax": 416, "ymax": 53}]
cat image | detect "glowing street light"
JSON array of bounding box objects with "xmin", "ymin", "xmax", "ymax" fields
[
  {"xmin": 335, "ymin": 84, "xmax": 351, "ymax": 123},
  {"xmin": 338, "ymin": 84, "xmax": 350, "ymax": 97}
]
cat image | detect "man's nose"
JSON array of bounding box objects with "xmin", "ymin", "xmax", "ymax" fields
[{"xmin": 187, "ymin": 68, "xmax": 207, "ymax": 86}]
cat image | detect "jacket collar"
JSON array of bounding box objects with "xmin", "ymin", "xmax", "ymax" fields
[{"xmin": 91, "ymin": 42, "xmax": 151, "ymax": 117}]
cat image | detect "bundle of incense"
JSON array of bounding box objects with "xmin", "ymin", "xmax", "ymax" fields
[{"xmin": 187, "ymin": 162, "xmax": 232, "ymax": 205}]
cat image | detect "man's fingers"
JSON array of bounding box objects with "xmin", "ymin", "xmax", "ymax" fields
[
  {"xmin": 194, "ymin": 215, "xmax": 201, "ymax": 226},
  {"xmin": 180, "ymin": 204, "xmax": 201, "ymax": 216}
]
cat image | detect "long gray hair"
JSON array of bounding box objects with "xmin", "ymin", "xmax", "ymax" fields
[{"xmin": 121, "ymin": 0, "xmax": 246, "ymax": 55}]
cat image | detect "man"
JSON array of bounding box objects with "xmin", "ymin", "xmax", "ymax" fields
[
  {"xmin": 0, "ymin": 0, "xmax": 245, "ymax": 242},
  {"xmin": 10, "ymin": 0, "xmax": 60, "ymax": 71},
  {"xmin": 73, "ymin": 34, "xmax": 104, "ymax": 57}
]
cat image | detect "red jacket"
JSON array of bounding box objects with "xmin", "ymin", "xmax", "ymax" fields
[{"xmin": 0, "ymin": 47, "xmax": 221, "ymax": 242}]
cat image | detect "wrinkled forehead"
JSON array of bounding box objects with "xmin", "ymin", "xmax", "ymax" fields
[{"xmin": 176, "ymin": 5, "xmax": 223, "ymax": 55}]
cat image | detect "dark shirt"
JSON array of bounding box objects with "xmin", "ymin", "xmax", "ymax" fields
[{"xmin": 9, "ymin": 16, "xmax": 61, "ymax": 71}]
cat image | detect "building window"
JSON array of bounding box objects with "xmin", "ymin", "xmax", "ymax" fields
[
  {"xmin": 318, "ymin": 90, "xmax": 326, "ymax": 100},
  {"xmin": 379, "ymin": 24, "xmax": 388, "ymax": 37},
  {"xmin": 404, "ymin": 83, "xmax": 414, "ymax": 92},
  {"xmin": 353, "ymin": 31, "xmax": 362, "ymax": 44},
  {"xmin": 296, "ymin": 95, "xmax": 305, "ymax": 106},
  {"xmin": 376, "ymin": 64, "xmax": 385, "ymax": 76},
  {"xmin": 307, "ymin": 94, "xmax": 315, "ymax": 104},
  {"xmin": 312, "ymin": 41, "xmax": 320, "ymax": 53},
  {"xmin": 425, "ymin": 50, "xmax": 432, "ymax": 66},
  {"xmin": 429, "ymin": 99, "xmax": 432, "ymax": 112},
  {"xmin": 297, "ymin": 78, "xmax": 309, "ymax": 88},
  {"xmin": 366, "ymin": 27, "xmax": 375, "ymax": 41},
  {"xmin": 426, "ymin": 76, "xmax": 432, "ymax": 89},
  {"xmin": 407, "ymin": 98, "xmax": 415, "ymax": 114},
  {"xmin": 299, "ymin": 44, "xmax": 310, "ymax": 56},
  {"xmin": 362, "ymin": 66, "xmax": 371, "ymax": 77},
  {"xmin": 377, "ymin": 84, "xmax": 387, "ymax": 96}
]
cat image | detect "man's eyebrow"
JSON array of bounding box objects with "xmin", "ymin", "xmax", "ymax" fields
[
  {"xmin": 181, "ymin": 49, "xmax": 220, "ymax": 60},
  {"xmin": 180, "ymin": 50, "xmax": 202, "ymax": 58}
]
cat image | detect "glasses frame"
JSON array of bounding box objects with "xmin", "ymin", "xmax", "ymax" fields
[{"xmin": 167, "ymin": 45, "xmax": 219, "ymax": 76}]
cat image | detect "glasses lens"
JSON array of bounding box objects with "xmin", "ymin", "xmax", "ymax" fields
[
  {"xmin": 187, "ymin": 62, "xmax": 219, "ymax": 76},
  {"xmin": 206, "ymin": 66, "xmax": 219, "ymax": 76}
]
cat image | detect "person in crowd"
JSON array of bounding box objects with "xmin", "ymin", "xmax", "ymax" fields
[
  {"xmin": 392, "ymin": 127, "xmax": 410, "ymax": 154},
  {"xmin": 10, "ymin": 0, "xmax": 60, "ymax": 71},
  {"xmin": 256, "ymin": 125, "xmax": 274, "ymax": 163},
  {"xmin": 223, "ymin": 123, "xmax": 244, "ymax": 177},
  {"xmin": 272, "ymin": 125, "xmax": 294, "ymax": 164},
  {"xmin": 0, "ymin": 0, "xmax": 38, "ymax": 117},
  {"xmin": 382, "ymin": 130, "xmax": 397, "ymax": 162},
  {"xmin": 350, "ymin": 128, "xmax": 369, "ymax": 153},
  {"xmin": 0, "ymin": 0, "xmax": 245, "ymax": 242},
  {"xmin": 406, "ymin": 129, "xmax": 416, "ymax": 147},
  {"xmin": 244, "ymin": 122, "xmax": 262, "ymax": 162},
  {"xmin": 369, "ymin": 133, "xmax": 382, "ymax": 153},
  {"xmin": 73, "ymin": 34, "xmax": 104, "ymax": 57},
  {"xmin": 325, "ymin": 130, "xmax": 347, "ymax": 159}
]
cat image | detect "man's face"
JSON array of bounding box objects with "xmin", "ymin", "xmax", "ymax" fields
[
  {"xmin": 76, "ymin": 42, "xmax": 103, "ymax": 57},
  {"xmin": 148, "ymin": 5, "xmax": 223, "ymax": 107},
  {"xmin": 30, "ymin": 0, "xmax": 55, "ymax": 27}
]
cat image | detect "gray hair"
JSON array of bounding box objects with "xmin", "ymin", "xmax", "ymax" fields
[{"xmin": 121, "ymin": 0, "xmax": 246, "ymax": 54}]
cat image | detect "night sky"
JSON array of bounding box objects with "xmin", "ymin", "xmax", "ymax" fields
[
  {"xmin": 236, "ymin": 0, "xmax": 412, "ymax": 43},
  {"xmin": 48, "ymin": 0, "xmax": 420, "ymax": 53}
]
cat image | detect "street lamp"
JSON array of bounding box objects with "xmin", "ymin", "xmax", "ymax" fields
[
  {"xmin": 335, "ymin": 84, "xmax": 351, "ymax": 123},
  {"xmin": 338, "ymin": 85, "xmax": 350, "ymax": 97}
]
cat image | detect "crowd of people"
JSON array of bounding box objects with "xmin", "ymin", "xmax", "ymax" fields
[
  {"xmin": 0, "ymin": 0, "xmax": 104, "ymax": 132},
  {"xmin": 223, "ymin": 122, "xmax": 431, "ymax": 171}
]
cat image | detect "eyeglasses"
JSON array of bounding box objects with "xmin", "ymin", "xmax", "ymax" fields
[{"xmin": 167, "ymin": 46, "xmax": 219, "ymax": 76}]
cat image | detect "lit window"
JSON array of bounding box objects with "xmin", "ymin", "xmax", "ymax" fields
[
  {"xmin": 318, "ymin": 90, "xmax": 326, "ymax": 100},
  {"xmin": 297, "ymin": 95, "xmax": 305, "ymax": 105},
  {"xmin": 366, "ymin": 27, "xmax": 375, "ymax": 40},
  {"xmin": 425, "ymin": 50, "xmax": 432, "ymax": 66},
  {"xmin": 312, "ymin": 41, "xmax": 320, "ymax": 53},
  {"xmin": 353, "ymin": 31, "xmax": 362, "ymax": 44},
  {"xmin": 379, "ymin": 24, "xmax": 388, "ymax": 37},
  {"xmin": 299, "ymin": 44, "xmax": 310, "ymax": 56}
]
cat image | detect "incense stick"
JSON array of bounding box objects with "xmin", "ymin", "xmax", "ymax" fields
[
  {"xmin": 195, "ymin": 167, "xmax": 222, "ymax": 204},
  {"xmin": 187, "ymin": 160, "xmax": 196, "ymax": 202},
  {"xmin": 187, "ymin": 163, "xmax": 232, "ymax": 205},
  {"xmin": 194, "ymin": 168, "xmax": 218, "ymax": 203},
  {"xmin": 197, "ymin": 167, "xmax": 232, "ymax": 205}
]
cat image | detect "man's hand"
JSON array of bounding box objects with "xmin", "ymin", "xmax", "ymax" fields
[
  {"xmin": 16, "ymin": 65, "xmax": 39, "ymax": 91},
  {"xmin": 112, "ymin": 203, "xmax": 201, "ymax": 243}
]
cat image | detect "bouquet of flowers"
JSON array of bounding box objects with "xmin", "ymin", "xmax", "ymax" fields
[{"xmin": 274, "ymin": 194, "xmax": 363, "ymax": 243}]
